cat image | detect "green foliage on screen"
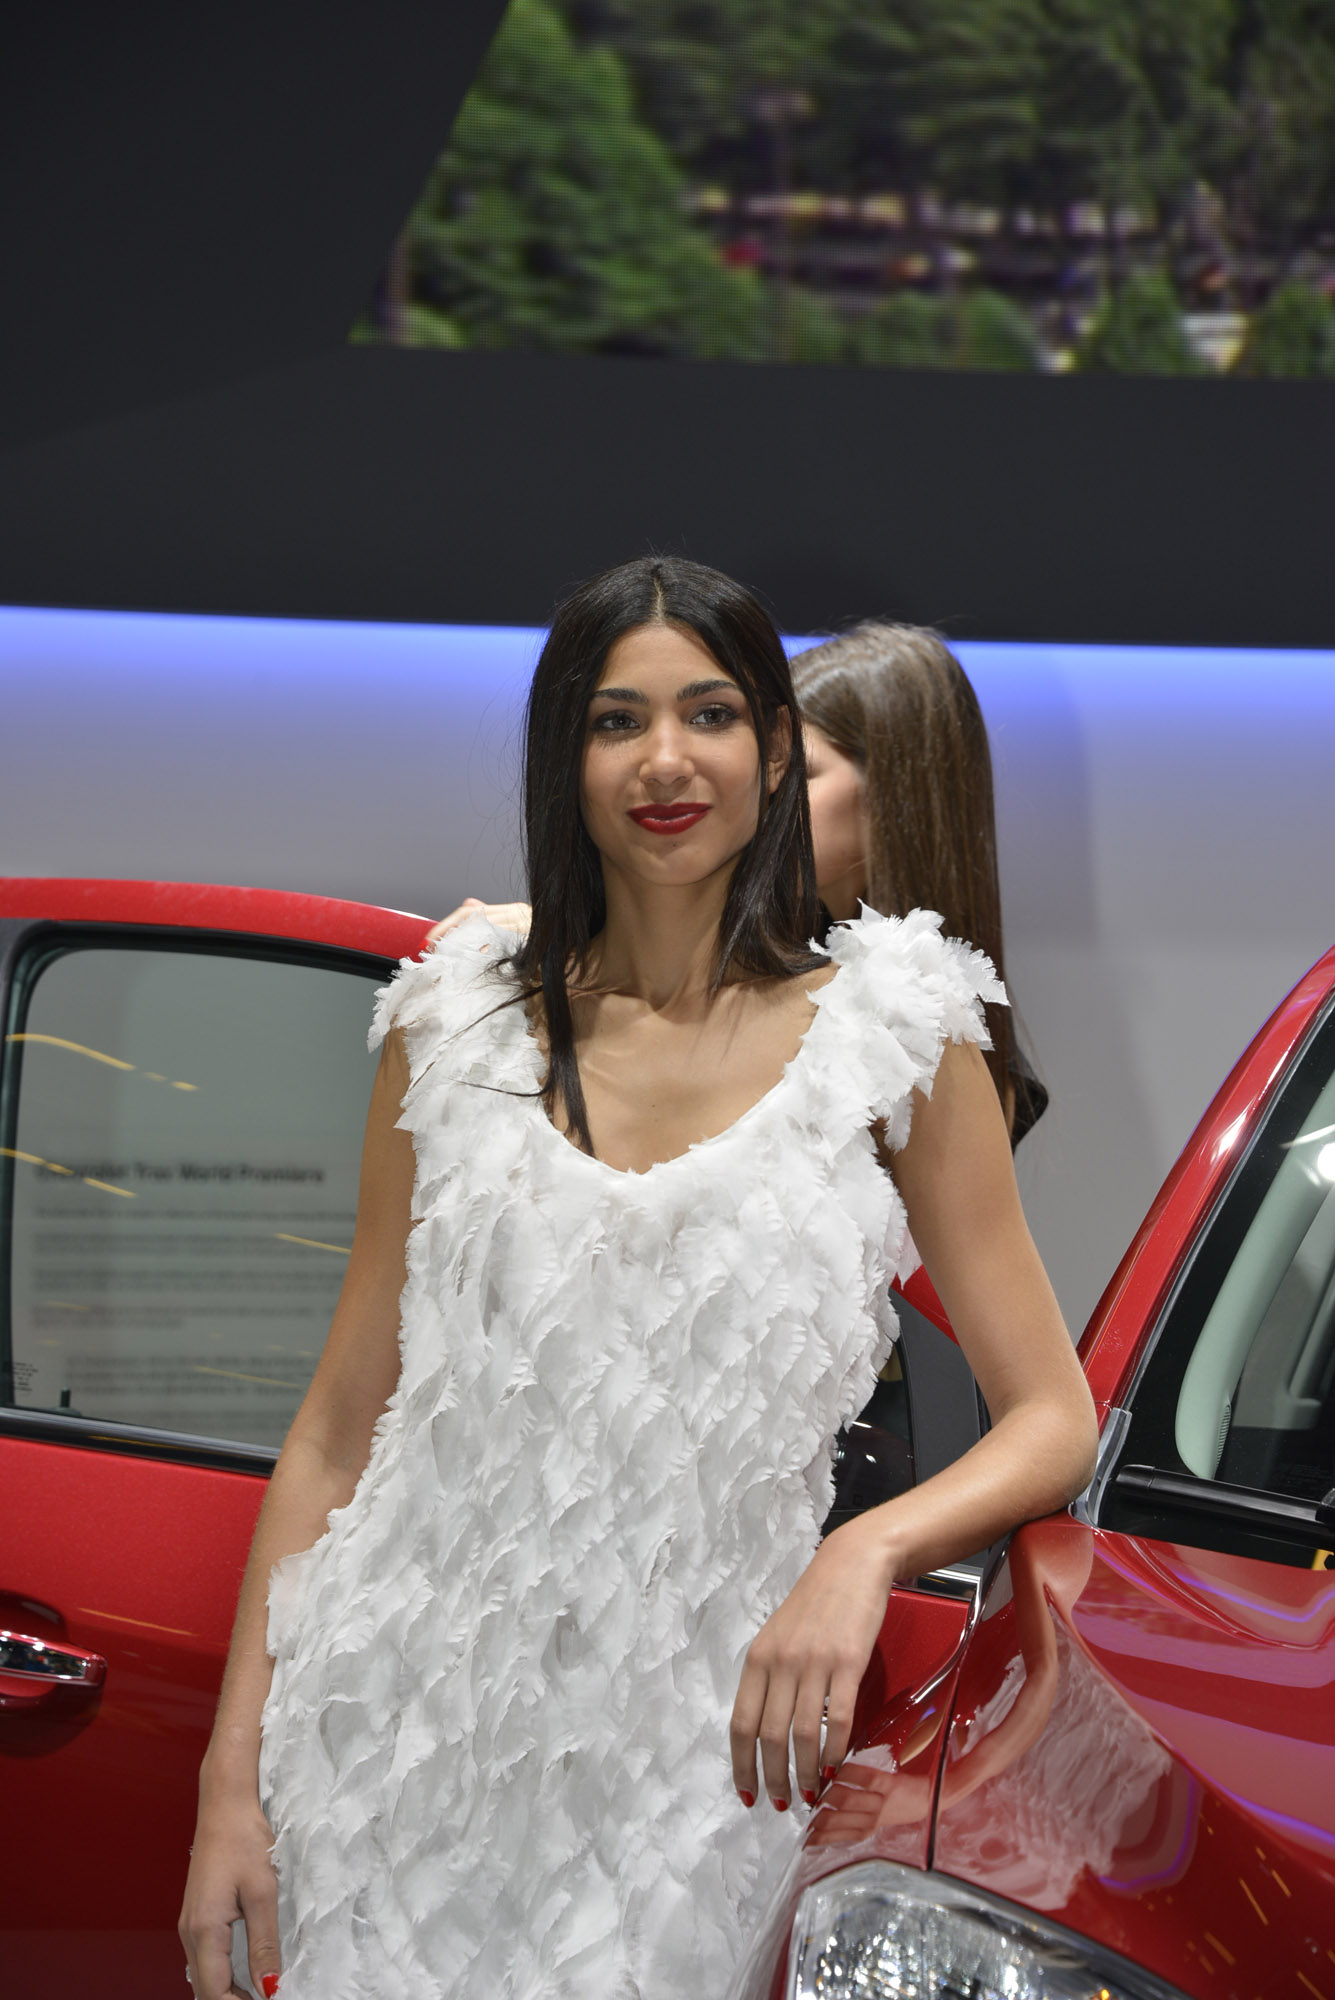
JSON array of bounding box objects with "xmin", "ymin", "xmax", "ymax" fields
[
  {"xmin": 1077, "ymin": 273, "xmax": 1205, "ymax": 374},
  {"xmin": 404, "ymin": 0, "xmax": 766, "ymax": 358},
  {"xmin": 364, "ymin": 0, "xmax": 1335, "ymax": 377},
  {"xmin": 1234, "ymin": 282, "xmax": 1335, "ymax": 377}
]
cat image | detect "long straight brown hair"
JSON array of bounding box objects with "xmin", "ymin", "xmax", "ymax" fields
[
  {"xmin": 792, "ymin": 622, "xmax": 1041, "ymax": 1131},
  {"xmin": 509, "ymin": 556, "xmax": 825, "ymax": 1155}
]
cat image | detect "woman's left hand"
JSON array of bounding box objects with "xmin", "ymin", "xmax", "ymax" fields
[{"xmin": 730, "ymin": 1512, "xmax": 897, "ymax": 1811}]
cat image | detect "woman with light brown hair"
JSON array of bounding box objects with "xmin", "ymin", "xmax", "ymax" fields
[{"xmin": 793, "ymin": 622, "xmax": 1046, "ymax": 1144}]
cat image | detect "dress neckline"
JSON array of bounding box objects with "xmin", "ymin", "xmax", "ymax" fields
[{"xmin": 515, "ymin": 963, "xmax": 841, "ymax": 1180}]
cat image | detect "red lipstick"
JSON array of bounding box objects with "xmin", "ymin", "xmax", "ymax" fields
[{"xmin": 628, "ymin": 803, "xmax": 711, "ymax": 836}]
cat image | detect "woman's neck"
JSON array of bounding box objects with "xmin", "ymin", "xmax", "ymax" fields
[{"xmin": 583, "ymin": 865, "xmax": 734, "ymax": 1011}]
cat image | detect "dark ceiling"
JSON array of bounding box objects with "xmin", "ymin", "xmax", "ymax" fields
[{"xmin": 1, "ymin": 1, "xmax": 1331, "ymax": 644}]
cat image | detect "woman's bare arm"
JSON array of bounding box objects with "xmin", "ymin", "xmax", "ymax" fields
[
  {"xmin": 730, "ymin": 1038, "xmax": 1097, "ymax": 1813},
  {"xmin": 179, "ymin": 1030, "xmax": 415, "ymax": 2000}
]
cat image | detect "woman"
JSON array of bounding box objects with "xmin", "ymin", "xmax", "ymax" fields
[
  {"xmin": 438, "ymin": 622, "xmax": 1047, "ymax": 1143},
  {"xmin": 795, "ymin": 621, "xmax": 1045, "ymax": 1143},
  {"xmin": 179, "ymin": 557, "xmax": 1095, "ymax": 2000}
]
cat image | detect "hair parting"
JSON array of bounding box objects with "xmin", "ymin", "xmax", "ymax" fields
[{"xmin": 505, "ymin": 555, "xmax": 825, "ymax": 1154}]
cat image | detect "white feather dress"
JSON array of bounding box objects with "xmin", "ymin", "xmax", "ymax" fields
[{"xmin": 258, "ymin": 906, "xmax": 1002, "ymax": 1998}]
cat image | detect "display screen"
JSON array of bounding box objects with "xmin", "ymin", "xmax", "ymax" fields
[{"xmin": 357, "ymin": 0, "xmax": 1335, "ymax": 378}]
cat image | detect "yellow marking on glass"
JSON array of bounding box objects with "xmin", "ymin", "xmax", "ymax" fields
[
  {"xmin": 274, "ymin": 1232, "xmax": 351, "ymax": 1256},
  {"xmin": 192, "ymin": 1364, "xmax": 303, "ymax": 1389},
  {"xmin": 4, "ymin": 1033, "xmax": 199, "ymax": 1091},
  {"xmin": 1, "ymin": 1145, "xmax": 72, "ymax": 1174},
  {"xmin": 1312, "ymin": 1548, "xmax": 1331, "ymax": 1570},
  {"xmin": 76, "ymin": 1607, "xmax": 196, "ymax": 1637},
  {"xmin": 1298, "ymin": 1975, "xmax": 1327, "ymax": 2000},
  {"xmin": 1238, "ymin": 1878, "xmax": 1268, "ymax": 1924},
  {"xmin": 82, "ymin": 1176, "xmax": 136, "ymax": 1198},
  {"xmin": 1270, "ymin": 1869, "xmax": 1291, "ymax": 1897},
  {"xmin": 1203, "ymin": 1935, "xmax": 1235, "ymax": 1967},
  {"xmin": 5, "ymin": 1032, "xmax": 135, "ymax": 1069}
]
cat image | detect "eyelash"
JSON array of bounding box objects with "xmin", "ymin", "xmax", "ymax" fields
[{"xmin": 591, "ymin": 704, "xmax": 742, "ymax": 735}]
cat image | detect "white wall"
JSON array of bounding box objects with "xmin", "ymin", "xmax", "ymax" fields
[{"xmin": 4, "ymin": 608, "xmax": 1333, "ymax": 1337}]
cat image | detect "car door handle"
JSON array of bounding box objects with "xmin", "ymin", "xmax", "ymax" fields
[{"xmin": 0, "ymin": 1628, "xmax": 107, "ymax": 1710}]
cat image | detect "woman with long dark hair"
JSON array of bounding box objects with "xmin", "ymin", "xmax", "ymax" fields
[
  {"xmin": 438, "ymin": 622, "xmax": 1047, "ymax": 1143},
  {"xmin": 179, "ymin": 557, "xmax": 1094, "ymax": 2000}
]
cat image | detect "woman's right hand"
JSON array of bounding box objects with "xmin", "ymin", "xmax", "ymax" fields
[
  {"xmin": 424, "ymin": 897, "xmax": 532, "ymax": 948},
  {"xmin": 179, "ymin": 1787, "xmax": 281, "ymax": 1999}
]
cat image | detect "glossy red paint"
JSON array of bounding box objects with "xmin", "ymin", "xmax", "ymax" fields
[
  {"xmin": 735, "ymin": 1583, "xmax": 975, "ymax": 2000},
  {"xmin": 0, "ymin": 877, "xmax": 429, "ymax": 1993},
  {"xmin": 0, "ymin": 1441, "xmax": 266, "ymax": 1922},
  {"xmin": 894, "ymin": 1265, "xmax": 954, "ymax": 1341},
  {"xmin": 0, "ymin": 875, "xmax": 432, "ymax": 962},
  {"xmin": 1079, "ymin": 940, "xmax": 1335, "ymax": 1418},
  {"xmin": 934, "ymin": 1519, "xmax": 1335, "ymax": 1996}
]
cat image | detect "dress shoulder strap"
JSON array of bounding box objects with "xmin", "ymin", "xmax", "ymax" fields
[
  {"xmin": 368, "ymin": 913, "xmax": 529, "ymax": 1089},
  {"xmin": 814, "ymin": 905, "xmax": 1007, "ymax": 1149}
]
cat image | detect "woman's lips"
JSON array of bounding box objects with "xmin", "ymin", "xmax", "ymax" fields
[{"xmin": 628, "ymin": 803, "xmax": 712, "ymax": 836}]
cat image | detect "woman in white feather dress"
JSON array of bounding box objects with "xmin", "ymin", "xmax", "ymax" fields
[{"xmin": 179, "ymin": 556, "xmax": 1096, "ymax": 2000}]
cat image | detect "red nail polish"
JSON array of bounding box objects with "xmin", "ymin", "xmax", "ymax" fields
[
  {"xmin": 262, "ymin": 1978, "xmax": 280, "ymax": 1998},
  {"xmin": 821, "ymin": 1765, "xmax": 836, "ymax": 1783},
  {"xmin": 737, "ymin": 1789, "xmax": 755, "ymax": 1808},
  {"xmin": 773, "ymin": 1796, "xmax": 789, "ymax": 1812},
  {"xmin": 802, "ymin": 1788, "xmax": 817, "ymax": 1805}
]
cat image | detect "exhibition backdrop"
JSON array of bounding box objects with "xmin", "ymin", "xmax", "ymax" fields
[{"xmin": 3, "ymin": 603, "xmax": 1334, "ymax": 1341}]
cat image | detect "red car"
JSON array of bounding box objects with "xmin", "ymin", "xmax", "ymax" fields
[{"xmin": 2, "ymin": 879, "xmax": 1332, "ymax": 1998}]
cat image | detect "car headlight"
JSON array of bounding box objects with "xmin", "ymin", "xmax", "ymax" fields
[{"xmin": 786, "ymin": 1862, "xmax": 1185, "ymax": 2000}]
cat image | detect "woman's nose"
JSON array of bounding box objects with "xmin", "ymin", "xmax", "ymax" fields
[{"xmin": 640, "ymin": 718, "xmax": 694, "ymax": 784}]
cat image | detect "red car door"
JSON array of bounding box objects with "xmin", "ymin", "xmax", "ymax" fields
[
  {"xmin": 927, "ymin": 942, "xmax": 1335, "ymax": 1996},
  {"xmin": 0, "ymin": 880, "xmax": 427, "ymax": 1998}
]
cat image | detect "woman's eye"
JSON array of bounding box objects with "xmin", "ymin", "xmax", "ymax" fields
[
  {"xmin": 591, "ymin": 710, "xmax": 638, "ymax": 733},
  {"xmin": 691, "ymin": 704, "xmax": 740, "ymax": 729}
]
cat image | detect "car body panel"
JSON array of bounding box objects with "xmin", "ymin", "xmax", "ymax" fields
[
  {"xmin": 922, "ymin": 942, "xmax": 1335, "ymax": 1998},
  {"xmin": 0, "ymin": 880, "xmax": 430, "ymax": 1989},
  {"xmin": 0, "ymin": 875, "xmax": 432, "ymax": 961},
  {"xmin": 934, "ymin": 1520, "xmax": 1334, "ymax": 1996},
  {"xmin": 0, "ymin": 1438, "xmax": 266, "ymax": 1930},
  {"xmin": 1078, "ymin": 941, "xmax": 1335, "ymax": 1420}
]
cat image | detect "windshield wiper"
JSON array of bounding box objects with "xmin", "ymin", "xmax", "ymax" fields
[{"xmin": 1113, "ymin": 1463, "xmax": 1335, "ymax": 1554}]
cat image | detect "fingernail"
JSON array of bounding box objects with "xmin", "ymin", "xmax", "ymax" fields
[
  {"xmin": 262, "ymin": 1978, "xmax": 280, "ymax": 1998},
  {"xmin": 772, "ymin": 1796, "xmax": 789, "ymax": 1812},
  {"xmin": 801, "ymin": 1788, "xmax": 817, "ymax": 1805},
  {"xmin": 821, "ymin": 1765, "xmax": 837, "ymax": 1784},
  {"xmin": 737, "ymin": 1789, "xmax": 755, "ymax": 1808}
]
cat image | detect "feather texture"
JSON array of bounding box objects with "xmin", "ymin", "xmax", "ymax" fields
[{"xmin": 259, "ymin": 906, "xmax": 1002, "ymax": 1997}]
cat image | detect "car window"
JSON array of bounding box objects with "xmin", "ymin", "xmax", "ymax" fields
[
  {"xmin": 1, "ymin": 939, "xmax": 383, "ymax": 1455},
  {"xmin": 1103, "ymin": 996, "xmax": 1335, "ymax": 1563}
]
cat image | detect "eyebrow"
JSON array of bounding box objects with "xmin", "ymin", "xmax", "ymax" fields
[{"xmin": 590, "ymin": 678, "xmax": 740, "ymax": 705}]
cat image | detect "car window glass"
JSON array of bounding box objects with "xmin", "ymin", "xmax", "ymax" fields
[
  {"xmin": 1179, "ymin": 1065, "xmax": 1335, "ymax": 1497},
  {"xmin": 1107, "ymin": 1000, "xmax": 1335, "ymax": 1558},
  {"xmin": 3, "ymin": 944, "xmax": 380, "ymax": 1451}
]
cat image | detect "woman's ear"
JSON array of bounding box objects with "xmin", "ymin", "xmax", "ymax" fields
[{"xmin": 766, "ymin": 706, "xmax": 794, "ymax": 797}]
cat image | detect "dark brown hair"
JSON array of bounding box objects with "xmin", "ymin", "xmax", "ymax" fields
[
  {"xmin": 510, "ymin": 555, "xmax": 824, "ymax": 1154},
  {"xmin": 792, "ymin": 622, "xmax": 1040, "ymax": 1132}
]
